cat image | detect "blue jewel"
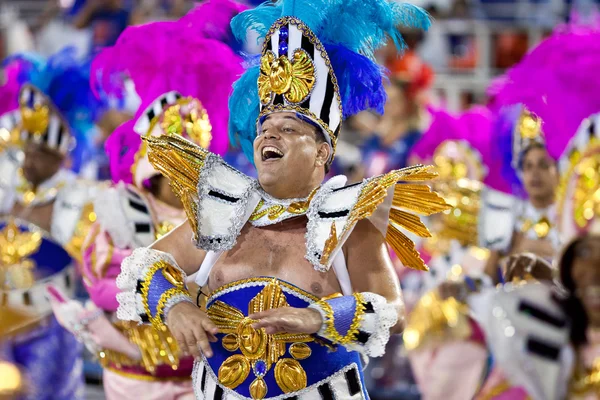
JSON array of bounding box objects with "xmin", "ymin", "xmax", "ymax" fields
[
  {"xmin": 254, "ymin": 360, "xmax": 267, "ymax": 377},
  {"xmin": 279, "ymin": 26, "xmax": 289, "ymax": 40},
  {"xmin": 279, "ymin": 44, "xmax": 288, "ymax": 55}
]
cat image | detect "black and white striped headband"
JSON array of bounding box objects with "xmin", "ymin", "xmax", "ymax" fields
[
  {"xmin": 133, "ymin": 91, "xmax": 183, "ymax": 135},
  {"xmin": 19, "ymin": 84, "xmax": 71, "ymax": 155}
]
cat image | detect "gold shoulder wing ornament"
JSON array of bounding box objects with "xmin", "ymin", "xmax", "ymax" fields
[
  {"xmin": 143, "ymin": 134, "xmax": 210, "ymax": 241},
  {"xmin": 312, "ymin": 165, "xmax": 451, "ymax": 272}
]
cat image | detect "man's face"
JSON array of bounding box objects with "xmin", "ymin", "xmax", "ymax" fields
[
  {"xmin": 571, "ymin": 236, "xmax": 600, "ymax": 327},
  {"xmin": 253, "ymin": 112, "xmax": 328, "ymax": 191},
  {"xmin": 22, "ymin": 143, "xmax": 63, "ymax": 187},
  {"xmin": 521, "ymin": 146, "xmax": 558, "ymax": 202}
]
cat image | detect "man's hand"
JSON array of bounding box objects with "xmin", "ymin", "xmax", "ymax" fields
[
  {"xmin": 250, "ymin": 307, "xmax": 322, "ymax": 335},
  {"xmin": 166, "ymin": 302, "xmax": 218, "ymax": 359}
]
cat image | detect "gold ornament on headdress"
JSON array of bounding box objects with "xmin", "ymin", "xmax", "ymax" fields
[
  {"xmin": 20, "ymin": 103, "xmax": 50, "ymax": 135},
  {"xmin": 0, "ymin": 219, "xmax": 42, "ymax": 290},
  {"xmin": 518, "ymin": 109, "xmax": 543, "ymax": 140},
  {"xmin": 160, "ymin": 98, "xmax": 213, "ymax": 149},
  {"xmin": 258, "ymin": 49, "xmax": 315, "ymax": 105}
]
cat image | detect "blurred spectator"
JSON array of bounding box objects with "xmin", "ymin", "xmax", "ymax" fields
[
  {"xmin": 360, "ymin": 78, "xmax": 429, "ymax": 178},
  {"xmin": 417, "ymin": 5, "xmax": 451, "ymax": 70},
  {"xmin": 72, "ymin": 0, "xmax": 132, "ymax": 56},
  {"xmin": 130, "ymin": 0, "xmax": 187, "ymax": 24}
]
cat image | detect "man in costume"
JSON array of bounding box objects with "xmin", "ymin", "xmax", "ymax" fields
[
  {"xmin": 0, "ymin": 48, "xmax": 103, "ymax": 400},
  {"xmin": 116, "ymin": 1, "xmax": 450, "ymax": 399},
  {"xmin": 479, "ymin": 25, "xmax": 600, "ymax": 284},
  {"xmin": 47, "ymin": 2, "xmax": 245, "ymax": 399}
]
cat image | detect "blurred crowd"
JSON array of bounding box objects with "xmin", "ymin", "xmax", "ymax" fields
[{"xmin": 0, "ymin": 0, "xmax": 599, "ymax": 399}]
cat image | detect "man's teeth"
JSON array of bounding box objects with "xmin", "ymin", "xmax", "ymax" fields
[{"xmin": 262, "ymin": 146, "xmax": 283, "ymax": 158}]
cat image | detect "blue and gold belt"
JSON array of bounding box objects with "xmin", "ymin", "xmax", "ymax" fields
[{"xmin": 199, "ymin": 278, "xmax": 367, "ymax": 399}]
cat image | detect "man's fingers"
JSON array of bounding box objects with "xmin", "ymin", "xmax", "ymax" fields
[
  {"xmin": 174, "ymin": 331, "xmax": 190, "ymax": 355},
  {"xmin": 193, "ymin": 326, "xmax": 213, "ymax": 358},
  {"xmin": 251, "ymin": 316, "xmax": 287, "ymax": 333},
  {"xmin": 184, "ymin": 330, "xmax": 202, "ymax": 359},
  {"xmin": 201, "ymin": 319, "xmax": 218, "ymax": 342},
  {"xmin": 202, "ymin": 318, "xmax": 219, "ymax": 336},
  {"xmin": 248, "ymin": 309, "xmax": 281, "ymax": 320}
]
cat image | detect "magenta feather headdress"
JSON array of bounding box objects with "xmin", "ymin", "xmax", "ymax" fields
[
  {"xmin": 411, "ymin": 106, "xmax": 492, "ymax": 182},
  {"xmin": 95, "ymin": 0, "xmax": 246, "ymax": 184},
  {"xmin": 104, "ymin": 120, "xmax": 139, "ymax": 186},
  {"xmin": 493, "ymin": 25, "xmax": 600, "ymax": 161},
  {"xmin": 0, "ymin": 62, "xmax": 23, "ymax": 126}
]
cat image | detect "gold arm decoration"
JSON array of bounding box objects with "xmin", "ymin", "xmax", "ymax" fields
[
  {"xmin": 570, "ymin": 357, "xmax": 600, "ymax": 397},
  {"xmin": 144, "ymin": 134, "xmax": 210, "ymax": 241},
  {"xmin": 207, "ymin": 279, "xmax": 314, "ymax": 399},
  {"xmin": 403, "ymin": 289, "xmax": 472, "ymax": 352},
  {"xmin": 98, "ymin": 322, "xmax": 186, "ymax": 376},
  {"xmin": 139, "ymin": 260, "xmax": 190, "ymax": 331},
  {"xmin": 315, "ymin": 293, "xmax": 366, "ymax": 346}
]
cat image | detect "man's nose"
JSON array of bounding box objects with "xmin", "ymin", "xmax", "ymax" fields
[{"xmin": 264, "ymin": 128, "xmax": 281, "ymax": 140}]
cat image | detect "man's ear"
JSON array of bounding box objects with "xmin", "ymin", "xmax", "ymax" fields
[{"xmin": 315, "ymin": 141, "xmax": 331, "ymax": 167}]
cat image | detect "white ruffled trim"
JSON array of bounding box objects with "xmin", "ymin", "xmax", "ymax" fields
[
  {"xmin": 310, "ymin": 292, "xmax": 398, "ymax": 358},
  {"xmin": 115, "ymin": 247, "xmax": 184, "ymax": 323}
]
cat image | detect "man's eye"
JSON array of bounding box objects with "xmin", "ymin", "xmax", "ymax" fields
[{"xmin": 283, "ymin": 127, "xmax": 294, "ymax": 133}]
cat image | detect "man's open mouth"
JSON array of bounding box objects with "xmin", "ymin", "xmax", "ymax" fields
[{"xmin": 262, "ymin": 146, "xmax": 284, "ymax": 161}]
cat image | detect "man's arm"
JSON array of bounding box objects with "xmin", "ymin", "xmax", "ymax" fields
[
  {"xmin": 150, "ymin": 220, "xmax": 207, "ymax": 275},
  {"xmin": 344, "ymin": 219, "xmax": 404, "ymax": 334}
]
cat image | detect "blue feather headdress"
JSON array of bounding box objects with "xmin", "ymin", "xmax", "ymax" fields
[
  {"xmin": 229, "ymin": 0, "xmax": 430, "ymax": 164},
  {"xmin": 3, "ymin": 47, "xmax": 106, "ymax": 172}
]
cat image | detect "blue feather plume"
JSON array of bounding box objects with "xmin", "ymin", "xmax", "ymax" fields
[
  {"xmin": 228, "ymin": 64, "xmax": 261, "ymax": 164},
  {"xmin": 229, "ymin": 0, "xmax": 430, "ymax": 159},
  {"xmin": 493, "ymin": 104, "xmax": 526, "ymax": 197}
]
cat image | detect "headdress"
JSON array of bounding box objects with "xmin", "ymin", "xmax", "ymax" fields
[
  {"xmin": 0, "ymin": 62, "xmax": 23, "ymax": 138},
  {"xmin": 4, "ymin": 48, "xmax": 106, "ymax": 172},
  {"xmin": 491, "ymin": 25, "xmax": 600, "ymax": 189},
  {"xmin": 229, "ymin": 0, "xmax": 430, "ymax": 164},
  {"xmin": 94, "ymin": 0, "xmax": 246, "ymax": 186}
]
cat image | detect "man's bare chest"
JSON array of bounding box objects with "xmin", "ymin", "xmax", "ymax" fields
[{"xmin": 208, "ymin": 221, "xmax": 341, "ymax": 297}]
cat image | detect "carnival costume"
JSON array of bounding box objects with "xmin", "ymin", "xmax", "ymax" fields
[
  {"xmin": 116, "ymin": 1, "xmax": 451, "ymax": 399},
  {"xmin": 0, "ymin": 48, "xmax": 103, "ymax": 400},
  {"xmin": 45, "ymin": 2, "xmax": 246, "ymax": 398},
  {"xmin": 478, "ymin": 26, "xmax": 600, "ymax": 266},
  {"xmin": 402, "ymin": 106, "xmax": 494, "ymax": 400},
  {"xmin": 471, "ymin": 112, "xmax": 600, "ymax": 400}
]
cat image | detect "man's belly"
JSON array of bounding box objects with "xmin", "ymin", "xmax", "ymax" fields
[{"xmin": 208, "ymin": 259, "xmax": 342, "ymax": 298}]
